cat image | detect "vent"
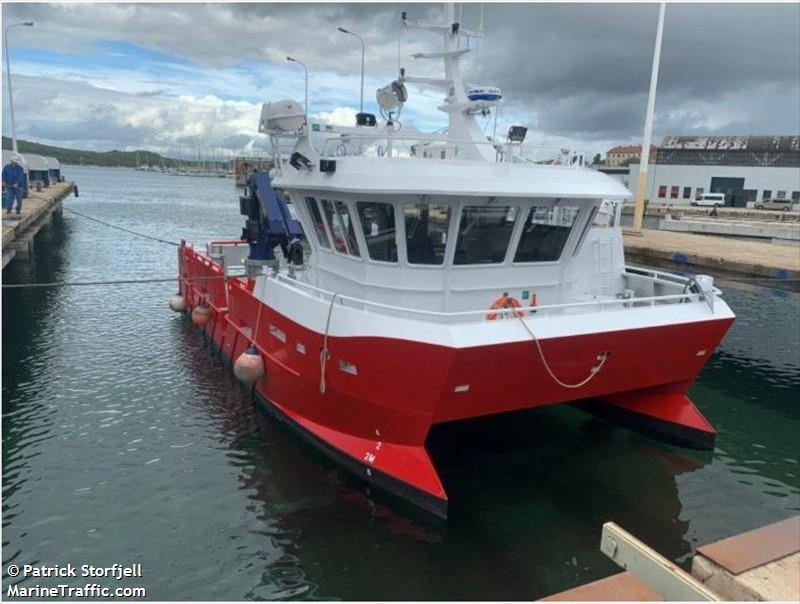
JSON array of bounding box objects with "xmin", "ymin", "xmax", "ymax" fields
[{"xmin": 268, "ymin": 325, "xmax": 286, "ymax": 343}]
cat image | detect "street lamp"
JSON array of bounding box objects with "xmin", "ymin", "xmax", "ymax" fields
[
  {"xmin": 631, "ymin": 3, "xmax": 665, "ymax": 233},
  {"xmin": 286, "ymin": 56, "xmax": 308, "ymax": 126},
  {"xmin": 337, "ymin": 27, "xmax": 365, "ymax": 115},
  {"xmin": 4, "ymin": 21, "xmax": 34, "ymax": 153}
]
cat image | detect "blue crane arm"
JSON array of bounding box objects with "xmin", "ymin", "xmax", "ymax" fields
[
  {"xmin": 251, "ymin": 172, "xmax": 304, "ymax": 239},
  {"xmin": 240, "ymin": 170, "xmax": 305, "ymax": 262}
]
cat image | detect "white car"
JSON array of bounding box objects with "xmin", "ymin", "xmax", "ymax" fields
[
  {"xmin": 691, "ymin": 193, "xmax": 726, "ymax": 207},
  {"xmin": 755, "ymin": 198, "xmax": 795, "ymax": 211}
]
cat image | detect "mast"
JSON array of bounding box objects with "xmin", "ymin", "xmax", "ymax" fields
[{"xmin": 403, "ymin": 3, "xmax": 495, "ymax": 161}]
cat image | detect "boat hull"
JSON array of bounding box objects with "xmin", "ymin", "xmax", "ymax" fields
[{"xmin": 179, "ymin": 245, "xmax": 733, "ymax": 518}]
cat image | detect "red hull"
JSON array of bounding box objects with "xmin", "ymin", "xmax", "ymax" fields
[{"xmin": 179, "ymin": 244, "xmax": 733, "ymax": 518}]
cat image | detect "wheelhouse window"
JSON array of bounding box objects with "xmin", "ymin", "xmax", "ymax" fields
[
  {"xmin": 321, "ymin": 199, "xmax": 360, "ymax": 257},
  {"xmin": 334, "ymin": 201, "xmax": 360, "ymax": 257},
  {"xmin": 514, "ymin": 205, "xmax": 580, "ymax": 263},
  {"xmin": 403, "ymin": 203, "xmax": 450, "ymax": 265},
  {"xmin": 357, "ymin": 202, "xmax": 397, "ymax": 263},
  {"xmin": 454, "ymin": 205, "xmax": 517, "ymax": 265},
  {"xmin": 321, "ymin": 199, "xmax": 348, "ymax": 254},
  {"xmin": 305, "ymin": 197, "xmax": 330, "ymax": 249}
]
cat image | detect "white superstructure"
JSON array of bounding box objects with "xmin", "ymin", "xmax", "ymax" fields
[{"xmin": 260, "ymin": 5, "xmax": 641, "ymax": 315}]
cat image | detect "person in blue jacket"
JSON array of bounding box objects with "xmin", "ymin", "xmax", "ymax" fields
[{"xmin": 3, "ymin": 154, "xmax": 27, "ymax": 216}]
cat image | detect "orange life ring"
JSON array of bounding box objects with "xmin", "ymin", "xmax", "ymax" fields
[{"xmin": 486, "ymin": 293, "xmax": 524, "ymax": 320}]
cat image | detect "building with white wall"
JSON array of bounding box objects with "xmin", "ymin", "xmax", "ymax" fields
[{"xmin": 627, "ymin": 135, "xmax": 800, "ymax": 206}]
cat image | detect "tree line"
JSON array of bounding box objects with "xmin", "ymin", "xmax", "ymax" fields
[{"xmin": 1, "ymin": 137, "xmax": 222, "ymax": 169}]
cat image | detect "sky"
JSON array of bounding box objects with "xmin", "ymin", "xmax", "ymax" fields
[{"xmin": 2, "ymin": 2, "xmax": 799, "ymax": 159}]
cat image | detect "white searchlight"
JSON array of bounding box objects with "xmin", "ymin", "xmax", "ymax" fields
[{"xmin": 376, "ymin": 80, "xmax": 408, "ymax": 113}]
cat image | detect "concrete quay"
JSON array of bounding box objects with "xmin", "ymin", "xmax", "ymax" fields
[
  {"xmin": 623, "ymin": 228, "xmax": 800, "ymax": 287},
  {"xmin": 2, "ymin": 181, "xmax": 75, "ymax": 268},
  {"xmin": 622, "ymin": 202, "xmax": 800, "ymax": 223},
  {"xmin": 659, "ymin": 216, "xmax": 800, "ymax": 244}
]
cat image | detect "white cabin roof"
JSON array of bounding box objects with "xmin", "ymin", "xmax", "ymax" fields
[
  {"xmin": 44, "ymin": 156, "xmax": 61, "ymax": 169},
  {"xmin": 275, "ymin": 156, "xmax": 632, "ymax": 200},
  {"xmin": 22, "ymin": 154, "xmax": 48, "ymax": 171}
]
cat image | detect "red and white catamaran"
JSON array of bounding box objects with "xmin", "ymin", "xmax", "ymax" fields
[{"xmin": 176, "ymin": 6, "xmax": 734, "ymax": 518}]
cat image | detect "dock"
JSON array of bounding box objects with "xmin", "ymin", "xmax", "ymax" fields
[
  {"xmin": 2, "ymin": 181, "xmax": 74, "ymax": 268},
  {"xmin": 622, "ymin": 203, "xmax": 800, "ymax": 223},
  {"xmin": 543, "ymin": 516, "xmax": 800, "ymax": 601},
  {"xmin": 658, "ymin": 216, "xmax": 800, "ymax": 244},
  {"xmin": 692, "ymin": 517, "xmax": 800, "ymax": 601},
  {"xmin": 623, "ymin": 228, "xmax": 800, "ymax": 285}
]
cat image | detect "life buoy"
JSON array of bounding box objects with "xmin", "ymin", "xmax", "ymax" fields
[{"xmin": 486, "ymin": 293, "xmax": 524, "ymax": 320}]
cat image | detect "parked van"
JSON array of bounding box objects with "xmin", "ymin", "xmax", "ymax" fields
[
  {"xmin": 692, "ymin": 192, "xmax": 725, "ymax": 207},
  {"xmin": 755, "ymin": 198, "xmax": 795, "ymax": 211}
]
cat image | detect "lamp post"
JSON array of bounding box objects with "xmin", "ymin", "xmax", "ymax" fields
[
  {"xmin": 337, "ymin": 27, "xmax": 365, "ymax": 114},
  {"xmin": 631, "ymin": 3, "xmax": 665, "ymax": 233},
  {"xmin": 286, "ymin": 56, "xmax": 309, "ymax": 125},
  {"xmin": 4, "ymin": 21, "xmax": 35, "ymax": 153}
]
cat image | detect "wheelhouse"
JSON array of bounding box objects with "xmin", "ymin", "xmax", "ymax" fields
[{"xmin": 289, "ymin": 191, "xmax": 607, "ymax": 312}]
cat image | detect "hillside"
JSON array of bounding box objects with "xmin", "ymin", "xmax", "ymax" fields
[{"xmin": 1, "ymin": 137, "xmax": 215, "ymax": 169}]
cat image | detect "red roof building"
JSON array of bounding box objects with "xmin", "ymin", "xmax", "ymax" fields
[{"xmin": 606, "ymin": 145, "xmax": 658, "ymax": 166}]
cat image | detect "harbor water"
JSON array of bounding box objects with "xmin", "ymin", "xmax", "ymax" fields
[{"xmin": 3, "ymin": 166, "xmax": 799, "ymax": 600}]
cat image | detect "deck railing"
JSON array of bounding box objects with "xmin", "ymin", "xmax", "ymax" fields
[
  {"xmin": 191, "ymin": 241, "xmax": 718, "ymax": 321},
  {"xmin": 275, "ymin": 128, "xmax": 588, "ymax": 166},
  {"xmin": 270, "ymin": 267, "xmax": 714, "ymax": 324}
]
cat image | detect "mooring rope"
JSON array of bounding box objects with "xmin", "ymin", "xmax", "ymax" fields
[
  {"xmin": 24, "ymin": 190, "xmax": 180, "ymax": 247},
  {"xmin": 3, "ymin": 274, "xmax": 796, "ymax": 291},
  {"xmin": 251, "ymin": 283, "xmax": 264, "ymax": 350},
  {"xmin": 1, "ymin": 275, "xmax": 229, "ymax": 289},
  {"xmin": 61, "ymin": 205, "xmax": 180, "ymax": 247},
  {"xmin": 514, "ymin": 311, "xmax": 609, "ymax": 389},
  {"xmin": 319, "ymin": 293, "xmax": 339, "ymax": 394}
]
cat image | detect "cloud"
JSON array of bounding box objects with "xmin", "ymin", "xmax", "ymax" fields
[
  {"xmin": 316, "ymin": 107, "xmax": 358, "ymax": 127},
  {"xmin": 2, "ymin": 2, "xmax": 798, "ymax": 158},
  {"xmin": 3, "ymin": 74, "xmax": 266, "ymax": 154},
  {"xmin": 473, "ymin": 3, "xmax": 800, "ymax": 147}
]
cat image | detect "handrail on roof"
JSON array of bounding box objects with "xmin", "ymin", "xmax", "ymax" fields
[{"xmin": 315, "ymin": 132, "xmax": 586, "ymax": 166}]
